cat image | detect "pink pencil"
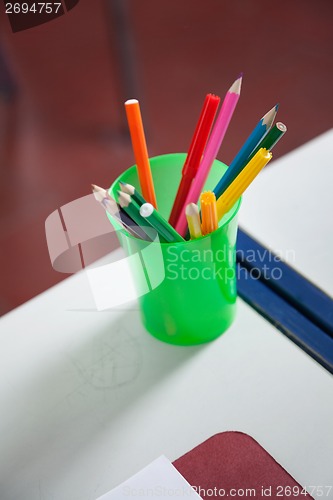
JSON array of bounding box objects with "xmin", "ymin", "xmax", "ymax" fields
[{"xmin": 174, "ymin": 74, "xmax": 242, "ymax": 236}]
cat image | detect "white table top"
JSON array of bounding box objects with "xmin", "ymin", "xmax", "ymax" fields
[
  {"xmin": 1, "ymin": 267, "xmax": 333, "ymax": 500},
  {"xmin": 239, "ymin": 129, "xmax": 333, "ymax": 298},
  {"xmin": 1, "ymin": 132, "xmax": 333, "ymax": 500}
]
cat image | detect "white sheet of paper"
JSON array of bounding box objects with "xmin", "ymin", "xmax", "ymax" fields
[{"xmin": 96, "ymin": 456, "xmax": 203, "ymax": 499}]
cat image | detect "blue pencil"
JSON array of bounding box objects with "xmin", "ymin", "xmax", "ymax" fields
[{"xmin": 213, "ymin": 104, "xmax": 278, "ymax": 199}]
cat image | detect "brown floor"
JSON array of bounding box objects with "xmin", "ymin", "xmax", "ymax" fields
[{"xmin": 0, "ymin": 0, "xmax": 332, "ymax": 315}]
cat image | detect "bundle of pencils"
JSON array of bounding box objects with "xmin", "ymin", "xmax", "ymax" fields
[{"xmin": 92, "ymin": 74, "xmax": 287, "ymax": 243}]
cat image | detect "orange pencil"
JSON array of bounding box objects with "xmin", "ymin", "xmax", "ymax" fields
[
  {"xmin": 125, "ymin": 99, "xmax": 157, "ymax": 208},
  {"xmin": 200, "ymin": 191, "xmax": 218, "ymax": 235}
]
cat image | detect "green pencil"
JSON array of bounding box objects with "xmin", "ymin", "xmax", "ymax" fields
[
  {"xmin": 140, "ymin": 203, "xmax": 185, "ymax": 243},
  {"xmin": 119, "ymin": 181, "xmax": 147, "ymax": 206},
  {"xmin": 117, "ymin": 191, "xmax": 155, "ymax": 240},
  {"xmin": 92, "ymin": 184, "xmax": 150, "ymax": 240},
  {"xmin": 249, "ymin": 122, "xmax": 287, "ymax": 160}
]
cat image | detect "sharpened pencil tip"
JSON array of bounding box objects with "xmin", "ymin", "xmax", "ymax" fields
[
  {"xmin": 275, "ymin": 103, "xmax": 279, "ymax": 111},
  {"xmin": 119, "ymin": 181, "xmax": 135, "ymax": 195},
  {"xmin": 117, "ymin": 190, "xmax": 131, "ymax": 208},
  {"xmin": 91, "ymin": 184, "xmax": 106, "ymax": 195},
  {"xmin": 92, "ymin": 184, "xmax": 108, "ymax": 203},
  {"xmin": 262, "ymin": 104, "xmax": 279, "ymax": 127},
  {"xmin": 229, "ymin": 74, "xmax": 242, "ymax": 94},
  {"xmin": 119, "ymin": 181, "xmax": 127, "ymax": 194}
]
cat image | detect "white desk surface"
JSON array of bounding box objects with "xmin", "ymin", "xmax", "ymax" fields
[
  {"xmin": 1, "ymin": 132, "xmax": 333, "ymax": 500},
  {"xmin": 239, "ymin": 129, "xmax": 333, "ymax": 298}
]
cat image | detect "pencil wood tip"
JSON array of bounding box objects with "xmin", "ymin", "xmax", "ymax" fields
[
  {"xmin": 117, "ymin": 190, "xmax": 127, "ymax": 198},
  {"xmin": 119, "ymin": 181, "xmax": 134, "ymax": 195},
  {"xmin": 262, "ymin": 104, "xmax": 279, "ymax": 126},
  {"xmin": 92, "ymin": 184, "xmax": 107, "ymax": 202},
  {"xmin": 229, "ymin": 74, "xmax": 242, "ymax": 94},
  {"xmin": 117, "ymin": 190, "xmax": 131, "ymax": 207}
]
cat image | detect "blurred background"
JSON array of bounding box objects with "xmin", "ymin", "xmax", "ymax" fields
[{"xmin": 0, "ymin": 0, "xmax": 332, "ymax": 315}]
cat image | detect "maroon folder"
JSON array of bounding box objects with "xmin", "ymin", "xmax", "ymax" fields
[{"xmin": 173, "ymin": 432, "xmax": 312, "ymax": 499}]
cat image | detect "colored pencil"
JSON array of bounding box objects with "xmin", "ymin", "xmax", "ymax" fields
[
  {"xmin": 117, "ymin": 191, "xmax": 156, "ymax": 240},
  {"xmin": 91, "ymin": 185, "xmax": 149, "ymax": 240},
  {"xmin": 125, "ymin": 99, "xmax": 157, "ymax": 208},
  {"xmin": 140, "ymin": 203, "xmax": 185, "ymax": 243},
  {"xmin": 168, "ymin": 93, "xmax": 220, "ymax": 226},
  {"xmin": 174, "ymin": 74, "xmax": 242, "ymax": 237},
  {"xmin": 200, "ymin": 191, "xmax": 218, "ymax": 235},
  {"xmin": 119, "ymin": 181, "xmax": 146, "ymax": 206},
  {"xmin": 246, "ymin": 122, "xmax": 287, "ymax": 162},
  {"xmin": 216, "ymin": 148, "xmax": 272, "ymax": 221},
  {"xmin": 213, "ymin": 104, "xmax": 279, "ymax": 199},
  {"xmin": 185, "ymin": 203, "xmax": 202, "ymax": 239}
]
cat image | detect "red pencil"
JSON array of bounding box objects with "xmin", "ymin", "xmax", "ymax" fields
[{"xmin": 168, "ymin": 93, "xmax": 220, "ymax": 226}]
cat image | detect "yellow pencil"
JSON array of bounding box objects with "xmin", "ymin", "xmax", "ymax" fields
[
  {"xmin": 185, "ymin": 203, "xmax": 202, "ymax": 239},
  {"xmin": 200, "ymin": 191, "xmax": 218, "ymax": 236},
  {"xmin": 216, "ymin": 148, "xmax": 272, "ymax": 221},
  {"xmin": 125, "ymin": 99, "xmax": 157, "ymax": 208}
]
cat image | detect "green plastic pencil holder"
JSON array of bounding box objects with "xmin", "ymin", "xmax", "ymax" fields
[{"xmin": 109, "ymin": 153, "xmax": 241, "ymax": 346}]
